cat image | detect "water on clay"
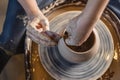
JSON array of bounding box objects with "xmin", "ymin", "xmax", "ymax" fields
[{"xmin": 25, "ymin": 2, "xmax": 120, "ymax": 80}]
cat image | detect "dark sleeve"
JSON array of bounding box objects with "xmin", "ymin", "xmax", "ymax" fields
[
  {"xmin": 108, "ymin": 0, "xmax": 120, "ymax": 18},
  {"xmin": 37, "ymin": 0, "xmax": 53, "ymax": 9}
]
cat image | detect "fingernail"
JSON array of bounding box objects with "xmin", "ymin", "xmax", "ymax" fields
[{"xmin": 36, "ymin": 23, "xmax": 42, "ymax": 29}]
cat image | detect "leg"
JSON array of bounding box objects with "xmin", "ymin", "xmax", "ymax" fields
[
  {"xmin": 0, "ymin": 0, "xmax": 26, "ymax": 53},
  {"xmin": 0, "ymin": 0, "xmax": 26, "ymax": 73},
  {"xmin": 0, "ymin": 0, "xmax": 54, "ymax": 73}
]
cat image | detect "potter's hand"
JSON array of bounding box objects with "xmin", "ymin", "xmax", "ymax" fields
[
  {"xmin": 18, "ymin": 0, "xmax": 61, "ymax": 46},
  {"xmin": 65, "ymin": 0, "xmax": 109, "ymax": 46},
  {"xmin": 26, "ymin": 16, "xmax": 61, "ymax": 46}
]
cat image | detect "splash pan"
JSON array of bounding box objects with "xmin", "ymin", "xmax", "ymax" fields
[
  {"xmin": 25, "ymin": 1, "xmax": 120, "ymax": 80},
  {"xmin": 39, "ymin": 11, "xmax": 114, "ymax": 80}
]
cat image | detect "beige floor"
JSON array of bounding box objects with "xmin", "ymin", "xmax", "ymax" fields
[
  {"xmin": 0, "ymin": 54, "xmax": 25, "ymax": 80},
  {"xmin": 0, "ymin": 1, "xmax": 26, "ymax": 80},
  {"xmin": 0, "ymin": 0, "xmax": 8, "ymax": 32}
]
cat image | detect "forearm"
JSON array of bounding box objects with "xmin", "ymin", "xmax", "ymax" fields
[
  {"xmin": 17, "ymin": 0, "xmax": 44, "ymax": 19},
  {"xmin": 82, "ymin": 0, "xmax": 110, "ymax": 28},
  {"xmin": 70, "ymin": 0, "xmax": 110, "ymax": 46}
]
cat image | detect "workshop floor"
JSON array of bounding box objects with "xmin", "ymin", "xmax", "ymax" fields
[{"xmin": 0, "ymin": 0, "xmax": 26, "ymax": 80}]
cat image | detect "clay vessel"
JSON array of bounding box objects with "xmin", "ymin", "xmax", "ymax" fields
[{"xmin": 58, "ymin": 29, "xmax": 100, "ymax": 63}]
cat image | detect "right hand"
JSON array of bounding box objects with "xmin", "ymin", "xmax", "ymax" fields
[
  {"xmin": 64, "ymin": 0, "xmax": 110, "ymax": 47},
  {"xmin": 65, "ymin": 16, "xmax": 89, "ymax": 46}
]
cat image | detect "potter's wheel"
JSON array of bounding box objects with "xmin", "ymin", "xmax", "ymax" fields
[
  {"xmin": 25, "ymin": 1, "xmax": 120, "ymax": 80},
  {"xmin": 39, "ymin": 11, "xmax": 114, "ymax": 80}
]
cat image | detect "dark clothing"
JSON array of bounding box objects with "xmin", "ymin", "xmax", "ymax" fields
[
  {"xmin": 0, "ymin": 0, "xmax": 53, "ymax": 73},
  {"xmin": 108, "ymin": 0, "xmax": 120, "ymax": 18},
  {"xmin": 0, "ymin": 0, "xmax": 53, "ymax": 53}
]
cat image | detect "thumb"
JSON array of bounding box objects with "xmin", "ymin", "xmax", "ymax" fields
[{"xmin": 40, "ymin": 18, "xmax": 49, "ymax": 31}]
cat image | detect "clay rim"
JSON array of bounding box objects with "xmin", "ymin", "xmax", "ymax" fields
[{"xmin": 59, "ymin": 28, "xmax": 100, "ymax": 55}]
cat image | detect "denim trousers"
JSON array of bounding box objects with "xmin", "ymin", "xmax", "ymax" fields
[
  {"xmin": 0, "ymin": 0, "xmax": 53, "ymax": 73},
  {"xmin": 0, "ymin": 0, "xmax": 53, "ymax": 53}
]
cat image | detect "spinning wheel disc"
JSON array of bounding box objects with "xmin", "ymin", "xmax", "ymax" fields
[
  {"xmin": 25, "ymin": 1, "xmax": 120, "ymax": 80},
  {"xmin": 39, "ymin": 11, "xmax": 114, "ymax": 80}
]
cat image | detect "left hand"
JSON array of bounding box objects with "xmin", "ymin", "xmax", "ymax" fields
[{"xmin": 26, "ymin": 17, "xmax": 61, "ymax": 46}]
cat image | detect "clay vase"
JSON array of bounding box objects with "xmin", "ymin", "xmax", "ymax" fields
[
  {"xmin": 38, "ymin": 11, "xmax": 114, "ymax": 79},
  {"xmin": 58, "ymin": 29, "xmax": 100, "ymax": 63}
]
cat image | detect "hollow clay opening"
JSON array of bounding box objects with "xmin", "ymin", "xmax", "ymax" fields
[{"xmin": 64, "ymin": 31, "xmax": 95, "ymax": 52}]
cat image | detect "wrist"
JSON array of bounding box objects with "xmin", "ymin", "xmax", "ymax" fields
[{"xmin": 28, "ymin": 11, "xmax": 45, "ymax": 20}]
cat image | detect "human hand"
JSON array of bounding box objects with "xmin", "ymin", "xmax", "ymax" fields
[
  {"xmin": 64, "ymin": 0, "xmax": 109, "ymax": 46},
  {"xmin": 65, "ymin": 16, "xmax": 88, "ymax": 46},
  {"xmin": 18, "ymin": 0, "xmax": 61, "ymax": 46},
  {"xmin": 26, "ymin": 16, "xmax": 61, "ymax": 46}
]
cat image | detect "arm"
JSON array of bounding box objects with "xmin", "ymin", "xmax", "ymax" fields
[
  {"xmin": 17, "ymin": 0, "xmax": 42, "ymax": 19},
  {"xmin": 17, "ymin": 0, "xmax": 61, "ymax": 46},
  {"xmin": 17, "ymin": 0, "xmax": 49, "ymax": 30},
  {"xmin": 65, "ymin": 0, "xmax": 110, "ymax": 46}
]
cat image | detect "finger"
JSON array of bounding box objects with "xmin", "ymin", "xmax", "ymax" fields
[
  {"xmin": 44, "ymin": 31, "xmax": 61, "ymax": 42},
  {"xmin": 36, "ymin": 23, "xmax": 42, "ymax": 29},
  {"xmin": 40, "ymin": 19, "xmax": 49, "ymax": 31},
  {"xmin": 65, "ymin": 36, "xmax": 74, "ymax": 46},
  {"xmin": 26, "ymin": 31, "xmax": 49, "ymax": 45},
  {"xmin": 27, "ymin": 23, "xmax": 43, "ymax": 37},
  {"xmin": 27, "ymin": 31, "xmax": 57, "ymax": 46},
  {"xmin": 27, "ymin": 30, "xmax": 49, "ymax": 42}
]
